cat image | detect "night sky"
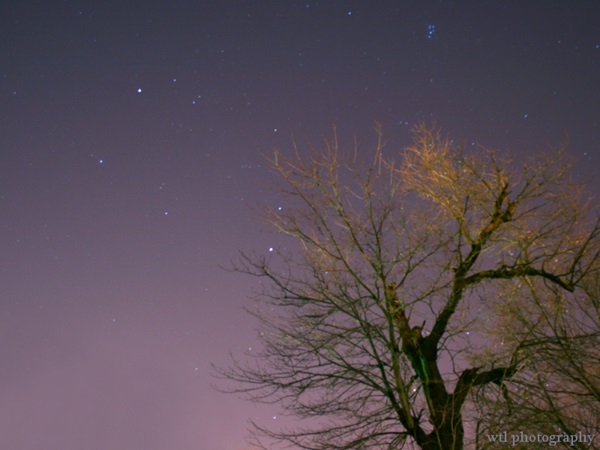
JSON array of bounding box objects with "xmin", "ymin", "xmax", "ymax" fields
[{"xmin": 1, "ymin": 1, "xmax": 599, "ymax": 449}]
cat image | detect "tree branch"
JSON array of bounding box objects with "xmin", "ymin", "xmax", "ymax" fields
[{"xmin": 464, "ymin": 265, "xmax": 574, "ymax": 292}]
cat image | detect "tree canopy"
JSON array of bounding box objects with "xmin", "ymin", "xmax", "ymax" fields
[{"xmin": 216, "ymin": 125, "xmax": 600, "ymax": 450}]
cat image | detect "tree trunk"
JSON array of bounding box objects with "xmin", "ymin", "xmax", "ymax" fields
[{"xmin": 417, "ymin": 414, "xmax": 464, "ymax": 450}]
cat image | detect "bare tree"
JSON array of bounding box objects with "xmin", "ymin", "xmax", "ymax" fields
[
  {"xmin": 215, "ymin": 125, "xmax": 599, "ymax": 450},
  {"xmin": 471, "ymin": 267, "xmax": 600, "ymax": 449}
]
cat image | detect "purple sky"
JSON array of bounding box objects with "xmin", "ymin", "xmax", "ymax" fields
[{"xmin": 1, "ymin": 1, "xmax": 599, "ymax": 449}]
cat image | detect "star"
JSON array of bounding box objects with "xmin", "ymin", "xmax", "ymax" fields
[{"xmin": 427, "ymin": 24, "xmax": 436, "ymax": 39}]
